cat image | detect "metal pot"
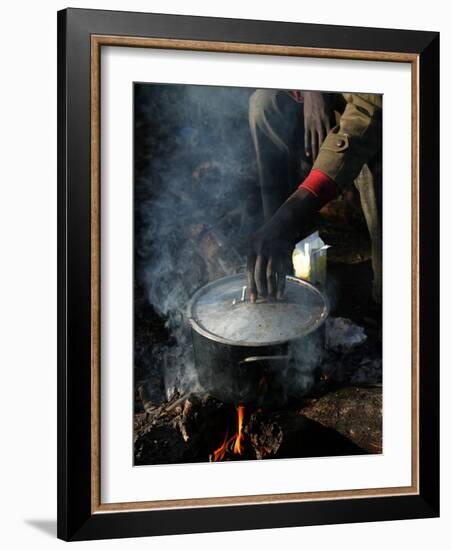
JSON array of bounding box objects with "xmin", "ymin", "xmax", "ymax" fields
[{"xmin": 187, "ymin": 274, "xmax": 328, "ymax": 407}]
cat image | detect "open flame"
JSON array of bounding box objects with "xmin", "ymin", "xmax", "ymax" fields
[
  {"xmin": 211, "ymin": 405, "xmax": 245, "ymax": 461},
  {"xmin": 212, "ymin": 427, "xmax": 229, "ymax": 462},
  {"xmin": 232, "ymin": 405, "xmax": 245, "ymax": 455}
]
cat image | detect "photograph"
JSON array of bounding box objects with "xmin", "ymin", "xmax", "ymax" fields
[
  {"xmin": 133, "ymin": 83, "xmax": 383, "ymax": 465},
  {"xmin": 55, "ymin": 7, "xmax": 440, "ymax": 540}
]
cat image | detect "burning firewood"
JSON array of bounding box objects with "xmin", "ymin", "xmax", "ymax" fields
[
  {"xmin": 210, "ymin": 405, "xmax": 247, "ymax": 462},
  {"xmin": 134, "ymin": 385, "xmax": 381, "ymax": 465},
  {"xmin": 245, "ymin": 411, "xmax": 283, "ymax": 459}
]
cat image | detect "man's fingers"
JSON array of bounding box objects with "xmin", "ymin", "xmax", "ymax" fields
[
  {"xmin": 318, "ymin": 127, "xmax": 325, "ymax": 151},
  {"xmin": 255, "ymin": 255, "xmax": 268, "ymax": 298},
  {"xmin": 304, "ymin": 128, "xmax": 312, "ymax": 158},
  {"xmin": 311, "ymin": 131, "xmax": 319, "ymax": 162},
  {"xmin": 266, "ymin": 257, "xmax": 277, "ymax": 298},
  {"xmin": 246, "ymin": 253, "xmax": 257, "ymax": 303},
  {"xmin": 276, "ymin": 260, "xmax": 288, "ymax": 300}
]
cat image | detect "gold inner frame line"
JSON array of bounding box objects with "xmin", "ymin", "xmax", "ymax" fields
[{"xmin": 90, "ymin": 34, "xmax": 420, "ymax": 514}]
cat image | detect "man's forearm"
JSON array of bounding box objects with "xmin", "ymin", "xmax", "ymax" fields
[
  {"xmin": 260, "ymin": 186, "xmax": 323, "ymax": 245},
  {"xmin": 299, "ymin": 169, "xmax": 338, "ymax": 206}
]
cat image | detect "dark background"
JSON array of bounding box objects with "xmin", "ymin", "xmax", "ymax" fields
[{"xmin": 134, "ymin": 83, "xmax": 260, "ymax": 402}]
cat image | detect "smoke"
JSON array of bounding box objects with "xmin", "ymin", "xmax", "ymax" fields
[
  {"xmin": 287, "ymin": 330, "xmax": 324, "ymax": 394},
  {"xmin": 135, "ymin": 83, "xmax": 259, "ymax": 399}
]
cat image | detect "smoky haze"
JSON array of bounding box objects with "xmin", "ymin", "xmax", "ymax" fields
[{"xmin": 134, "ymin": 83, "xmax": 321, "ymax": 404}]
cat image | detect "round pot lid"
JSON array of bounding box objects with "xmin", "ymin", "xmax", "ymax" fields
[{"xmin": 187, "ymin": 274, "xmax": 328, "ymax": 347}]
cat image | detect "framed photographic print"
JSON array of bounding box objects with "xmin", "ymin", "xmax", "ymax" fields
[{"xmin": 57, "ymin": 8, "xmax": 439, "ymax": 541}]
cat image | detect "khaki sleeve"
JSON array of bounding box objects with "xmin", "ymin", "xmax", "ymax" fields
[{"xmin": 313, "ymin": 93, "xmax": 382, "ymax": 190}]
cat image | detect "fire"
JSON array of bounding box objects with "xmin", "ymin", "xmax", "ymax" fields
[
  {"xmin": 211, "ymin": 405, "xmax": 245, "ymax": 461},
  {"xmin": 232, "ymin": 406, "xmax": 245, "ymax": 455},
  {"xmin": 212, "ymin": 427, "xmax": 229, "ymax": 462}
]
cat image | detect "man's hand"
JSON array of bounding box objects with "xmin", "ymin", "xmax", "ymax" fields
[
  {"xmin": 247, "ymin": 230, "xmax": 292, "ymax": 302},
  {"xmin": 302, "ymin": 91, "xmax": 335, "ymax": 161},
  {"xmin": 247, "ymin": 188, "xmax": 321, "ymax": 303}
]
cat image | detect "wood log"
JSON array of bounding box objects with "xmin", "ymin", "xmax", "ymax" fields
[
  {"xmin": 300, "ymin": 386, "xmax": 382, "ymax": 453},
  {"xmin": 134, "ymin": 393, "xmax": 229, "ymax": 465}
]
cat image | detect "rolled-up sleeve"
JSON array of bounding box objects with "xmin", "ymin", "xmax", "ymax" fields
[{"xmin": 313, "ymin": 93, "xmax": 383, "ymax": 190}]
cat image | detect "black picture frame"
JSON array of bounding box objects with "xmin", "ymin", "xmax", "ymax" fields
[{"xmin": 57, "ymin": 7, "xmax": 439, "ymax": 541}]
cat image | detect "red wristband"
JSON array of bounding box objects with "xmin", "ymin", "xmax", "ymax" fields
[{"xmin": 299, "ymin": 169, "xmax": 338, "ymax": 206}]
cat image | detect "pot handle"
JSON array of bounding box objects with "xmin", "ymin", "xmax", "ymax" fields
[{"xmin": 239, "ymin": 355, "xmax": 289, "ymax": 366}]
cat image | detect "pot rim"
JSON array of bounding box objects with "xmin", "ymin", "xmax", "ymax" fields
[{"xmin": 187, "ymin": 274, "xmax": 329, "ymax": 347}]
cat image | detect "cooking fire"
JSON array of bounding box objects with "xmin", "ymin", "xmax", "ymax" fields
[{"xmin": 211, "ymin": 405, "xmax": 246, "ymax": 462}]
